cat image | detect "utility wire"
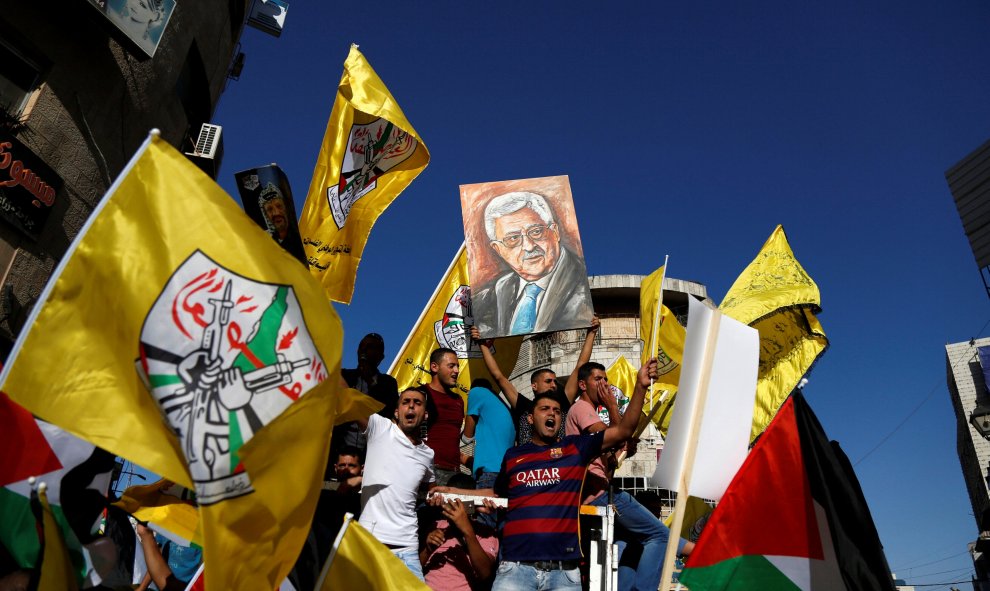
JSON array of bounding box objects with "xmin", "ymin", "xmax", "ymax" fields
[
  {"xmin": 892, "ymin": 540, "xmax": 972, "ymax": 571},
  {"xmin": 853, "ymin": 317, "xmax": 990, "ymax": 466},
  {"xmin": 909, "ymin": 565, "xmax": 973, "ymax": 579},
  {"xmin": 894, "ymin": 551, "xmax": 970, "ymax": 572}
]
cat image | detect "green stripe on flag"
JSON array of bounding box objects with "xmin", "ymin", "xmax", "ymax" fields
[
  {"xmin": 149, "ymin": 374, "xmax": 182, "ymax": 387},
  {"xmin": 233, "ymin": 286, "xmax": 289, "ymax": 372},
  {"xmin": 0, "ymin": 487, "xmax": 87, "ymax": 581},
  {"xmin": 680, "ymin": 554, "xmax": 804, "ymax": 591},
  {"xmin": 0, "ymin": 487, "xmax": 39, "ymax": 567},
  {"xmin": 229, "ymin": 410, "xmax": 244, "ymax": 470}
]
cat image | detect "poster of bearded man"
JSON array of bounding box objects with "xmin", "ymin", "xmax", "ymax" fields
[{"xmin": 460, "ymin": 175, "xmax": 594, "ymax": 339}]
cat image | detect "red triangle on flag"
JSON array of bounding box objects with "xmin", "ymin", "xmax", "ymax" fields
[
  {"xmin": 684, "ymin": 396, "xmax": 824, "ymax": 568},
  {"xmin": 0, "ymin": 391, "xmax": 62, "ymax": 487}
]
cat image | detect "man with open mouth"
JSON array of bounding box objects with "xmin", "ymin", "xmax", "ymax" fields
[
  {"xmin": 437, "ymin": 358, "xmax": 660, "ymax": 591},
  {"xmin": 354, "ymin": 387, "xmax": 436, "ymax": 582},
  {"xmin": 567, "ymin": 362, "xmax": 695, "ymax": 591}
]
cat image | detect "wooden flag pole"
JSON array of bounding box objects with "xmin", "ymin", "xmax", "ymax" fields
[
  {"xmin": 313, "ymin": 512, "xmax": 355, "ymax": 591},
  {"xmin": 659, "ymin": 308, "xmax": 722, "ymax": 591}
]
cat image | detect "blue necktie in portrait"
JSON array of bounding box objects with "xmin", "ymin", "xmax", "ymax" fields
[{"xmin": 511, "ymin": 282, "xmax": 543, "ymax": 334}]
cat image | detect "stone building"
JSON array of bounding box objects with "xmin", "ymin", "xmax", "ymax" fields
[
  {"xmin": 946, "ymin": 339, "xmax": 990, "ymax": 528},
  {"xmin": 508, "ymin": 273, "xmax": 709, "ymax": 506},
  {"xmin": 0, "ymin": 1, "xmax": 248, "ymax": 353}
]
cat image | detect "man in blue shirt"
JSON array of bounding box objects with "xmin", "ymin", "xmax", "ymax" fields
[{"xmin": 463, "ymin": 378, "xmax": 515, "ymax": 491}]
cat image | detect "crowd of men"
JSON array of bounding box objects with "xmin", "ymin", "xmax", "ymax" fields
[{"xmin": 297, "ymin": 325, "xmax": 695, "ymax": 591}]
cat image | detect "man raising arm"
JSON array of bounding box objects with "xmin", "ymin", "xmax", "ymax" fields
[
  {"xmin": 567, "ymin": 362, "xmax": 694, "ymax": 591},
  {"xmin": 438, "ymin": 359, "xmax": 657, "ymax": 591}
]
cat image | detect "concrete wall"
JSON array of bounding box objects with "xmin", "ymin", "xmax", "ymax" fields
[{"xmin": 0, "ymin": 1, "xmax": 246, "ymax": 347}]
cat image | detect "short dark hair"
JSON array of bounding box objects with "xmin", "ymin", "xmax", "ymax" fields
[
  {"xmin": 430, "ymin": 348, "xmax": 456, "ymax": 367},
  {"xmin": 446, "ymin": 473, "xmax": 477, "ymax": 490},
  {"xmin": 362, "ymin": 332, "xmax": 384, "ymax": 345},
  {"xmin": 577, "ymin": 361, "xmax": 606, "ymax": 384},
  {"xmin": 336, "ymin": 446, "xmax": 364, "ymax": 464},
  {"xmin": 531, "ymin": 390, "xmax": 563, "ymax": 410},
  {"xmin": 400, "ymin": 387, "xmax": 427, "ymax": 403},
  {"xmin": 530, "ymin": 368, "xmax": 556, "ymax": 385},
  {"xmin": 471, "ymin": 378, "xmax": 493, "ymax": 391}
]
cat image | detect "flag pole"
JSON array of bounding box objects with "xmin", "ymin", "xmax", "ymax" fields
[
  {"xmin": 0, "ymin": 129, "xmax": 159, "ymax": 390},
  {"xmin": 659, "ymin": 308, "xmax": 722, "ymax": 591},
  {"xmin": 386, "ymin": 243, "xmax": 465, "ymax": 375},
  {"xmin": 181, "ymin": 564, "xmax": 205, "ymax": 591},
  {"xmin": 313, "ymin": 512, "xmax": 355, "ymax": 591}
]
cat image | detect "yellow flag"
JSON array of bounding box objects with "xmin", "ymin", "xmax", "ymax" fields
[
  {"xmin": 37, "ymin": 484, "xmax": 78, "ymax": 591},
  {"xmin": 719, "ymin": 225, "xmax": 828, "ymax": 441},
  {"xmin": 606, "ymin": 355, "xmax": 653, "ymax": 438},
  {"xmin": 389, "ymin": 244, "xmax": 523, "ymax": 404},
  {"xmin": 0, "ymin": 132, "xmax": 347, "ymax": 591},
  {"xmin": 318, "ymin": 515, "xmax": 430, "ymax": 590},
  {"xmin": 299, "ymin": 45, "xmax": 430, "ymax": 303},
  {"xmin": 638, "ymin": 266, "xmax": 687, "ymax": 435},
  {"xmin": 113, "ymin": 480, "xmax": 201, "ymax": 545},
  {"xmin": 606, "ymin": 355, "xmax": 638, "ymax": 402},
  {"xmin": 663, "ymin": 495, "xmax": 712, "ymax": 540}
]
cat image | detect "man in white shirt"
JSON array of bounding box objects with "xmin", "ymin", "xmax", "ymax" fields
[{"xmin": 356, "ymin": 387, "xmax": 435, "ymax": 581}]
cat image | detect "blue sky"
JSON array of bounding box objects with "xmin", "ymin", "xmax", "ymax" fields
[{"xmin": 212, "ymin": 2, "xmax": 990, "ymax": 588}]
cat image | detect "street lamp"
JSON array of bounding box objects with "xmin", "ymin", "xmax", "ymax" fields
[{"xmin": 971, "ymin": 404, "xmax": 990, "ymax": 440}]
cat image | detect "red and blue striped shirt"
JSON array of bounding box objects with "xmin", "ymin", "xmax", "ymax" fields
[{"xmin": 494, "ymin": 431, "xmax": 604, "ymax": 561}]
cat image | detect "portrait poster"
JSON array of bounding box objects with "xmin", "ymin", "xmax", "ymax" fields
[
  {"xmin": 459, "ymin": 175, "xmax": 594, "ymax": 339},
  {"xmin": 234, "ymin": 164, "xmax": 307, "ymax": 265}
]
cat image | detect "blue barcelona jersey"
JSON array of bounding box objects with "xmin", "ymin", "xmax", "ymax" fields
[{"xmin": 494, "ymin": 431, "xmax": 604, "ymax": 561}]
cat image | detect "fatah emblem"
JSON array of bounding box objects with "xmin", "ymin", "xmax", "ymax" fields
[
  {"xmin": 240, "ymin": 174, "xmax": 260, "ymax": 192},
  {"xmin": 597, "ymin": 385, "xmax": 629, "ymax": 426},
  {"xmin": 137, "ymin": 251, "xmax": 327, "ymax": 505},
  {"xmin": 434, "ymin": 285, "xmax": 485, "ymax": 359},
  {"xmin": 656, "ymin": 345, "xmax": 678, "ymax": 377},
  {"xmin": 327, "ymin": 118, "xmax": 418, "ymax": 229}
]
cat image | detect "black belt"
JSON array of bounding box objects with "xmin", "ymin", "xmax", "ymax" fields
[{"xmin": 518, "ymin": 559, "xmax": 580, "ymax": 571}]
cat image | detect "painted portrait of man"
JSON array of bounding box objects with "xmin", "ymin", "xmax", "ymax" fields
[{"xmin": 460, "ymin": 175, "xmax": 594, "ymax": 339}]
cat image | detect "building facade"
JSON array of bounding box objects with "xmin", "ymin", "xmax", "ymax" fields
[
  {"xmin": 946, "ymin": 339, "xmax": 990, "ymax": 526},
  {"xmin": 946, "ymin": 339, "xmax": 990, "ymax": 590},
  {"xmin": 0, "ymin": 1, "xmax": 247, "ymax": 354}
]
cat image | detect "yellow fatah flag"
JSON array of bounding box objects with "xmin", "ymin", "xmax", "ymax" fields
[
  {"xmin": 113, "ymin": 480, "xmax": 201, "ymax": 545},
  {"xmin": 299, "ymin": 45, "xmax": 430, "ymax": 303},
  {"xmin": 0, "ymin": 132, "xmax": 349, "ymax": 591},
  {"xmin": 317, "ymin": 515, "xmax": 430, "ymax": 590},
  {"xmin": 36, "ymin": 483, "xmax": 78, "ymax": 591},
  {"xmin": 389, "ymin": 244, "xmax": 523, "ymax": 404},
  {"xmin": 663, "ymin": 495, "xmax": 713, "ymax": 541},
  {"xmin": 719, "ymin": 225, "xmax": 828, "ymax": 441},
  {"xmin": 606, "ymin": 355, "xmax": 653, "ymax": 438},
  {"xmin": 638, "ymin": 265, "xmax": 686, "ymax": 435},
  {"xmin": 606, "ymin": 355, "xmax": 638, "ymax": 403}
]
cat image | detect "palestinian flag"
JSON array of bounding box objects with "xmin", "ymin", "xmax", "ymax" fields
[
  {"xmin": 679, "ymin": 392, "xmax": 895, "ymax": 591},
  {"xmin": 0, "ymin": 392, "xmax": 113, "ymax": 583}
]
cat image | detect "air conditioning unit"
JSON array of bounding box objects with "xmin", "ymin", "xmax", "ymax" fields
[
  {"xmin": 185, "ymin": 123, "xmax": 224, "ymax": 178},
  {"xmin": 188, "ymin": 123, "xmax": 222, "ymax": 158}
]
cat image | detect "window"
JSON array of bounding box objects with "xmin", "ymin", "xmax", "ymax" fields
[
  {"xmin": 530, "ymin": 335, "xmax": 552, "ymax": 367},
  {"xmin": 0, "ymin": 38, "xmax": 44, "ymax": 116}
]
